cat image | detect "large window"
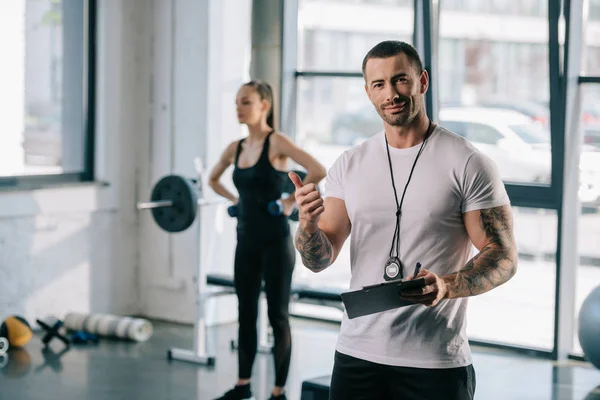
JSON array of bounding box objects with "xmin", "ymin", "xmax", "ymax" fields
[
  {"xmin": 0, "ymin": 0, "xmax": 95, "ymax": 185},
  {"xmin": 585, "ymin": 0, "xmax": 600, "ymax": 75},
  {"xmin": 297, "ymin": 0, "xmax": 413, "ymax": 73},
  {"xmin": 291, "ymin": 0, "xmax": 414, "ymax": 317},
  {"xmin": 442, "ymin": 0, "xmax": 546, "ymax": 16},
  {"xmin": 438, "ymin": 3, "xmax": 551, "ymax": 186}
]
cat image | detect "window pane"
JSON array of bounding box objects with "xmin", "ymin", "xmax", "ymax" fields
[
  {"xmin": 572, "ymin": 85, "xmax": 600, "ymax": 356},
  {"xmin": 296, "ymin": 77, "xmax": 377, "ymax": 150},
  {"xmin": 587, "ymin": 0, "xmax": 600, "ymax": 75},
  {"xmin": 0, "ymin": 0, "xmax": 88, "ymax": 178},
  {"xmin": 442, "ymin": 0, "xmax": 546, "ymax": 16},
  {"xmin": 297, "ymin": 0, "xmax": 413, "ymax": 72},
  {"xmin": 438, "ymin": 1, "xmax": 551, "ymax": 186},
  {"xmin": 293, "ymin": 77, "xmax": 557, "ymax": 350},
  {"xmin": 291, "ymin": 76, "xmax": 370, "ymax": 319}
]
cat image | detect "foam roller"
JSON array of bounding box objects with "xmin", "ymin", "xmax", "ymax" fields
[
  {"xmin": 0, "ymin": 337, "xmax": 8, "ymax": 355},
  {"xmin": 63, "ymin": 313, "xmax": 153, "ymax": 342}
]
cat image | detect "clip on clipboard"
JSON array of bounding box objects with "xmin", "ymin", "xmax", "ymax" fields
[{"xmin": 340, "ymin": 277, "xmax": 426, "ymax": 319}]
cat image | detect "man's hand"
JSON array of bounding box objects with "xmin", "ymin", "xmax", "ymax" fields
[
  {"xmin": 289, "ymin": 171, "xmax": 324, "ymax": 233},
  {"xmin": 399, "ymin": 269, "xmax": 448, "ymax": 307}
]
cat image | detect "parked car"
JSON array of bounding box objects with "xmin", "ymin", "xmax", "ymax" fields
[
  {"xmin": 479, "ymin": 100, "xmax": 550, "ymax": 126},
  {"xmin": 439, "ymin": 107, "xmax": 552, "ymax": 184},
  {"xmin": 439, "ymin": 107, "xmax": 600, "ymax": 208},
  {"xmin": 585, "ymin": 127, "xmax": 600, "ymax": 148}
]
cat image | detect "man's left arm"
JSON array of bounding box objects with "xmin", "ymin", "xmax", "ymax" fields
[
  {"xmin": 401, "ymin": 149, "xmax": 519, "ymax": 306},
  {"xmin": 400, "ymin": 204, "xmax": 518, "ymax": 306},
  {"xmin": 443, "ymin": 204, "xmax": 518, "ymax": 298}
]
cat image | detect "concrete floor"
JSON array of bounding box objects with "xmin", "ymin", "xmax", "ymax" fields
[{"xmin": 1, "ymin": 318, "xmax": 600, "ymax": 400}]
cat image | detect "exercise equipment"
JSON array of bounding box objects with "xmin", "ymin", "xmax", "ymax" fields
[
  {"xmin": 138, "ymin": 175, "xmax": 199, "ymax": 233},
  {"xmin": 138, "ymin": 158, "xmax": 230, "ymax": 366},
  {"xmin": 63, "ymin": 313, "xmax": 153, "ymax": 342},
  {"xmin": 37, "ymin": 318, "xmax": 71, "ymax": 348},
  {"xmin": 578, "ymin": 285, "xmax": 600, "ymax": 369},
  {"xmin": 0, "ymin": 337, "xmax": 8, "ymax": 355},
  {"xmin": 300, "ymin": 375, "xmax": 331, "ymax": 400},
  {"xmin": 70, "ymin": 331, "xmax": 100, "ymax": 344},
  {"xmin": 0, "ymin": 316, "xmax": 32, "ymax": 348}
]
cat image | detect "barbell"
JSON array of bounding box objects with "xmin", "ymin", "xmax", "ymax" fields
[{"xmin": 138, "ymin": 171, "xmax": 307, "ymax": 233}]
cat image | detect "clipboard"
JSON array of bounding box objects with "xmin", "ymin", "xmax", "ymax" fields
[{"xmin": 340, "ymin": 277, "xmax": 426, "ymax": 319}]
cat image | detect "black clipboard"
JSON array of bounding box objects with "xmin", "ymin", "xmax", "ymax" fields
[{"xmin": 340, "ymin": 277, "xmax": 426, "ymax": 319}]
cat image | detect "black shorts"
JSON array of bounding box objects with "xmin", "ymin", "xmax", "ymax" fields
[{"xmin": 330, "ymin": 351, "xmax": 476, "ymax": 400}]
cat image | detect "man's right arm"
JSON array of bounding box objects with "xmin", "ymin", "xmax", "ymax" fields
[{"xmin": 294, "ymin": 197, "xmax": 352, "ymax": 273}]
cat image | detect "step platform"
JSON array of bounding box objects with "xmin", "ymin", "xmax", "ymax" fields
[{"xmin": 300, "ymin": 375, "xmax": 331, "ymax": 400}]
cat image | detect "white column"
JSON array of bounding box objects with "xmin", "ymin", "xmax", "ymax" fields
[
  {"xmin": 555, "ymin": 0, "xmax": 585, "ymax": 361},
  {"xmin": 139, "ymin": 0, "xmax": 252, "ymax": 324}
]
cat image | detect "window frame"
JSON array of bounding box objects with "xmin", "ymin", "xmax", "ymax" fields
[{"xmin": 0, "ymin": 0, "xmax": 97, "ymax": 190}]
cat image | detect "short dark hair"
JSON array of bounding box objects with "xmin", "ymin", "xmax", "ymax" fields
[{"xmin": 361, "ymin": 40, "xmax": 424, "ymax": 79}]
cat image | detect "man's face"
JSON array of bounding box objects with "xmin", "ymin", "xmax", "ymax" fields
[{"xmin": 364, "ymin": 53, "xmax": 428, "ymax": 127}]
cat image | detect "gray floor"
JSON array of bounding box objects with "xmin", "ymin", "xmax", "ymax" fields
[{"xmin": 1, "ymin": 319, "xmax": 600, "ymax": 400}]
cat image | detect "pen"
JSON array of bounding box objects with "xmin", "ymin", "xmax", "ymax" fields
[{"xmin": 413, "ymin": 262, "xmax": 422, "ymax": 279}]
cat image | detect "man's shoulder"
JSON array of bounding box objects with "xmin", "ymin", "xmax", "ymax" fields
[
  {"xmin": 332, "ymin": 131, "xmax": 384, "ymax": 166},
  {"xmin": 432, "ymin": 125, "xmax": 477, "ymax": 153}
]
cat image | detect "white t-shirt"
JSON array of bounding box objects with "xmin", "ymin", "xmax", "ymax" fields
[{"xmin": 324, "ymin": 126, "xmax": 510, "ymax": 369}]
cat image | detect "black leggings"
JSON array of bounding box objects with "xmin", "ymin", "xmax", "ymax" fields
[{"xmin": 234, "ymin": 234, "xmax": 296, "ymax": 387}]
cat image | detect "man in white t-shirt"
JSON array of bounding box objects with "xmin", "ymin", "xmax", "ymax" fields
[{"xmin": 288, "ymin": 41, "xmax": 518, "ymax": 400}]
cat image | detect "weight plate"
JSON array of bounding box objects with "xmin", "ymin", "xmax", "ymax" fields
[{"xmin": 150, "ymin": 175, "xmax": 198, "ymax": 233}]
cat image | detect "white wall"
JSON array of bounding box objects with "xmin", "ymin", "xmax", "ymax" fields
[
  {"xmin": 0, "ymin": 0, "xmax": 252, "ymax": 327},
  {"xmin": 0, "ymin": 2, "xmax": 25, "ymax": 175},
  {"xmin": 0, "ymin": 0, "xmax": 149, "ymax": 324}
]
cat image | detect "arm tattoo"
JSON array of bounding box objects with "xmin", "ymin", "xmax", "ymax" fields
[
  {"xmin": 444, "ymin": 205, "xmax": 518, "ymax": 298},
  {"xmin": 295, "ymin": 227, "xmax": 333, "ymax": 272}
]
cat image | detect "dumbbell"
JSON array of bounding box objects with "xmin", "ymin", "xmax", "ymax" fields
[
  {"xmin": 267, "ymin": 195, "xmax": 295, "ymax": 217},
  {"xmin": 226, "ymin": 198, "xmax": 298, "ymax": 220},
  {"xmin": 227, "ymin": 205, "xmax": 238, "ymax": 218}
]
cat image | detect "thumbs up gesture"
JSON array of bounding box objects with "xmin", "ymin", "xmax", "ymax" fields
[{"xmin": 288, "ymin": 171, "xmax": 324, "ymax": 231}]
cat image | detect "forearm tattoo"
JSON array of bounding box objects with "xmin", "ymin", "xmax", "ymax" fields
[
  {"xmin": 445, "ymin": 206, "xmax": 518, "ymax": 298},
  {"xmin": 295, "ymin": 227, "xmax": 333, "ymax": 272}
]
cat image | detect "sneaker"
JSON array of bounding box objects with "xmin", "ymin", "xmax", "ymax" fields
[
  {"xmin": 214, "ymin": 383, "xmax": 254, "ymax": 400},
  {"xmin": 268, "ymin": 393, "xmax": 287, "ymax": 400}
]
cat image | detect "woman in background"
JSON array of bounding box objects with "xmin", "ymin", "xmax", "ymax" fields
[{"xmin": 209, "ymin": 80, "xmax": 326, "ymax": 400}]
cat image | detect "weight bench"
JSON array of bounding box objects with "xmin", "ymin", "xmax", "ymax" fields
[
  {"xmin": 205, "ymin": 273, "xmax": 345, "ymax": 354},
  {"xmin": 293, "ymin": 286, "xmax": 344, "ymax": 309}
]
